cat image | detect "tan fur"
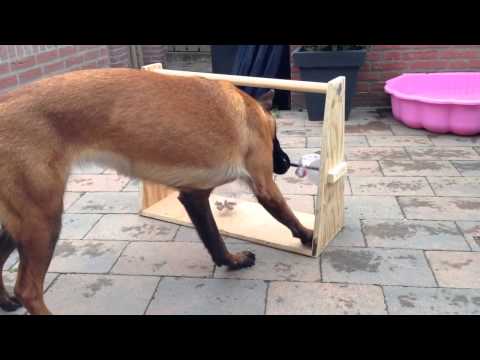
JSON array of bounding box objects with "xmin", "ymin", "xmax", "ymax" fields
[
  {"xmin": 0, "ymin": 68, "xmax": 295, "ymax": 314},
  {"xmin": 0, "ymin": 68, "xmax": 275, "ymax": 229}
]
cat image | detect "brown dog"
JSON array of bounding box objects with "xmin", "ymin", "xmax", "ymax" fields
[{"xmin": 0, "ymin": 68, "xmax": 313, "ymax": 315}]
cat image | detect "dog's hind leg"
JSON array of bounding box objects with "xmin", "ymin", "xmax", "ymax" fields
[
  {"xmin": 178, "ymin": 189, "xmax": 256, "ymax": 270},
  {"xmin": 0, "ymin": 228, "xmax": 22, "ymax": 312},
  {"xmin": 13, "ymin": 210, "xmax": 62, "ymax": 315},
  {"xmin": 13, "ymin": 205, "xmax": 63, "ymax": 315}
]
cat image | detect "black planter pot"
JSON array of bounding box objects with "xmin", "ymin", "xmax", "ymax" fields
[
  {"xmin": 211, "ymin": 45, "xmax": 239, "ymax": 75},
  {"xmin": 293, "ymin": 49, "xmax": 366, "ymax": 121}
]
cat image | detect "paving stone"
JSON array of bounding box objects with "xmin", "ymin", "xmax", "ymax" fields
[
  {"xmin": 275, "ymin": 118, "xmax": 305, "ymax": 128},
  {"xmin": 214, "ymin": 244, "xmax": 321, "ymax": 282},
  {"xmin": 428, "ymin": 177, "xmax": 480, "ymax": 197},
  {"xmin": 367, "ymin": 135, "xmax": 432, "ymax": 147},
  {"xmin": 123, "ymin": 178, "xmax": 139, "ymax": 191},
  {"xmin": 4, "ymin": 251, "xmax": 18, "ymax": 271},
  {"xmin": 304, "ymin": 120, "xmax": 323, "ymax": 127},
  {"xmin": 7, "ymin": 107, "xmax": 480, "ymax": 316},
  {"xmin": 384, "ymin": 286, "xmax": 480, "ymax": 315},
  {"xmin": 426, "ymin": 251, "xmax": 480, "ymax": 288},
  {"xmin": 428, "ymin": 134, "xmax": 480, "ymax": 147},
  {"xmin": 59, "ymin": 214, "xmax": 102, "ymax": 240},
  {"xmin": 346, "ymin": 161, "xmax": 382, "ymax": 177},
  {"xmin": 266, "ymin": 282, "xmax": 386, "ymax": 315},
  {"xmin": 380, "ymin": 160, "xmax": 460, "ymax": 177},
  {"xmin": 451, "ymin": 161, "xmax": 480, "ymax": 176},
  {"xmin": 173, "ymin": 226, "xmax": 202, "ymax": 242},
  {"xmin": 329, "ymin": 218, "xmax": 366, "ymax": 247},
  {"xmin": 66, "ymin": 192, "xmax": 139, "ymax": 214},
  {"xmin": 278, "ymin": 127, "xmax": 321, "ymax": 137},
  {"xmin": 456, "ymin": 221, "xmax": 480, "ymax": 251},
  {"xmin": 63, "ymin": 192, "xmax": 83, "ymax": 210},
  {"xmin": 66, "ymin": 174, "xmax": 131, "ymax": 192},
  {"xmin": 146, "ymin": 277, "xmax": 267, "ymax": 315},
  {"xmin": 345, "ymin": 119, "xmax": 393, "ymax": 135},
  {"xmin": 70, "ymin": 163, "xmax": 106, "ymax": 174},
  {"xmin": 407, "ymin": 147, "xmax": 480, "ymax": 160},
  {"xmin": 1, "ymin": 273, "xmax": 58, "ymax": 316},
  {"xmin": 49, "ymin": 240, "xmax": 127, "ymax": 273},
  {"xmin": 350, "ymin": 177, "xmax": 434, "ymax": 196},
  {"xmin": 112, "ymin": 242, "xmax": 214, "ymax": 277},
  {"xmin": 85, "ymin": 214, "xmax": 178, "ymax": 241},
  {"xmin": 275, "ymin": 167, "xmax": 318, "ymax": 195},
  {"xmin": 44, "ymin": 274, "xmax": 158, "ymax": 315},
  {"xmin": 390, "ymin": 122, "xmax": 436, "ymax": 136},
  {"xmin": 345, "ymin": 196, "xmax": 404, "ymax": 219},
  {"xmin": 349, "ymin": 107, "xmax": 386, "ymax": 120},
  {"xmin": 398, "ymin": 197, "xmax": 480, "ymax": 221},
  {"xmin": 172, "ymin": 226, "xmax": 243, "ymax": 244},
  {"xmin": 346, "ymin": 147, "xmax": 410, "ymax": 161},
  {"xmin": 362, "ymin": 219, "xmax": 469, "ymax": 250},
  {"xmin": 277, "ymin": 136, "xmax": 306, "ymax": 148},
  {"xmin": 321, "ymin": 247, "xmax": 436, "ymax": 287},
  {"xmin": 307, "ymin": 135, "xmax": 368, "ymax": 148},
  {"xmin": 277, "ymin": 110, "xmax": 308, "ymax": 120}
]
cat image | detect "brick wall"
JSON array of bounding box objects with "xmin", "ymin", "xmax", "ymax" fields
[
  {"xmin": 108, "ymin": 45, "xmax": 131, "ymax": 68},
  {"xmin": 289, "ymin": 45, "xmax": 305, "ymax": 109},
  {"xmin": 356, "ymin": 45, "xmax": 480, "ymax": 105},
  {"xmin": 0, "ymin": 45, "xmax": 169, "ymax": 95},
  {"xmin": 0, "ymin": 45, "xmax": 110, "ymax": 94},
  {"xmin": 290, "ymin": 45, "xmax": 480, "ymax": 108}
]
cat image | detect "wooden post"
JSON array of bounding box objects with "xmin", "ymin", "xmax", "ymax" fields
[
  {"xmin": 139, "ymin": 64, "xmax": 346, "ymax": 257},
  {"xmin": 312, "ymin": 76, "xmax": 346, "ymax": 256}
]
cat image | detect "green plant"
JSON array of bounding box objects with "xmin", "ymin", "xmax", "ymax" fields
[{"xmin": 302, "ymin": 45, "xmax": 368, "ymax": 51}]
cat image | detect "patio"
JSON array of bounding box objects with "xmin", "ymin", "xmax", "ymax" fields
[{"xmin": 2, "ymin": 106, "xmax": 480, "ymax": 315}]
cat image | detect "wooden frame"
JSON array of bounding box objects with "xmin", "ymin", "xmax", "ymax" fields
[{"xmin": 139, "ymin": 63, "xmax": 346, "ymax": 257}]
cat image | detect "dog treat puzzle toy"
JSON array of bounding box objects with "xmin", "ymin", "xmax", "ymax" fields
[{"xmin": 139, "ymin": 63, "xmax": 347, "ymax": 257}]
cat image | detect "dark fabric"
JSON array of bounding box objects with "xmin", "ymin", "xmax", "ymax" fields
[{"xmin": 231, "ymin": 45, "xmax": 285, "ymax": 99}]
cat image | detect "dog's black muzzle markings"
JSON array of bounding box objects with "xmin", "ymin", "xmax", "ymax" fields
[{"xmin": 272, "ymin": 137, "xmax": 291, "ymax": 175}]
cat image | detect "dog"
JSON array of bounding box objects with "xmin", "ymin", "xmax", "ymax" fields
[{"xmin": 0, "ymin": 68, "xmax": 313, "ymax": 315}]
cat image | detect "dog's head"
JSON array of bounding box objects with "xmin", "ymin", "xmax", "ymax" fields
[{"xmin": 258, "ymin": 90, "xmax": 291, "ymax": 175}]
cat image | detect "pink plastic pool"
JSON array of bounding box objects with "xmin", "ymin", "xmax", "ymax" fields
[{"xmin": 385, "ymin": 73, "xmax": 480, "ymax": 135}]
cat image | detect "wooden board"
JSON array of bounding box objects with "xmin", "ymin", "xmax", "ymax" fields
[
  {"xmin": 141, "ymin": 192, "xmax": 314, "ymax": 256},
  {"xmin": 312, "ymin": 76, "xmax": 346, "ymax": 256},
  {"xmin": 140, "ymin": 180, "xmax": 175, "ymax": 209}
]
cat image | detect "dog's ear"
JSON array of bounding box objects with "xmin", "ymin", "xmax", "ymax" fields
[{"xmin": 258, "ymin": 89, "xmax": 275, "ymax": 112}]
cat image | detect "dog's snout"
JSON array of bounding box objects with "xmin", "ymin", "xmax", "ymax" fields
[{"xmin": 273, "ymin": 138, "xmax": 290, "ymax": 175}]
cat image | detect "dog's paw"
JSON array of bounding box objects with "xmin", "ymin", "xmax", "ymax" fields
[
  {"xmin": 0, "ymin": 296, "xmax": 22, "ymax": 312},
  {"xmin": 227, "ymin": 251, "xmax": 256, "ymax": 270},
  {"xmin": 300, "ymin": 229, "xmax": 314, "ymax": 247}
]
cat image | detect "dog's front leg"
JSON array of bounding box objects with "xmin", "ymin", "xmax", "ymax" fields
[
  {"xmin": 178, "ymin": 189, "xmax": 256, "ymax": 269},
  {"xmin": 251, "ymin": 177, "xmax": 313, "ymax": 246}
]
